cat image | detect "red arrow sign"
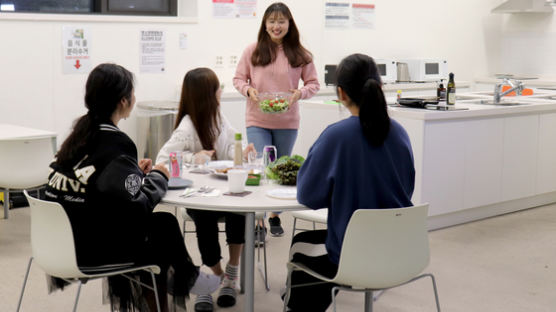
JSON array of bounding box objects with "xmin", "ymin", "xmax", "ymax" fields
[{"xmin": 74, "ymin": 60, "xmax": 81, "ymax": 69}]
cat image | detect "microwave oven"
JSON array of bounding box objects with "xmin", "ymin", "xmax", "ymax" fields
[
  {"xmin": 398, "ymin": 59, "xmax": 448, "ymax": 82},
  {"xmin": 374, "ymin": 59, "xmax": 397, "ymax": 83}
]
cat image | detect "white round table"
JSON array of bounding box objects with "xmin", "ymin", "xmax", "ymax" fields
[{"xmin": 162, "ymin": 171, "xmax": 306, "ymax": 312}]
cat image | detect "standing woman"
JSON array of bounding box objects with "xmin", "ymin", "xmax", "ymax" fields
[
  {"xmin": 45, "ymin": 63, "xmax": 220, "ymax": 312},
  {"xmin": 233, "ymin": 2, "xmax": 320, "ymax": 237}
]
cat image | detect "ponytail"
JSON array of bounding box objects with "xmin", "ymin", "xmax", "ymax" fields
[
  {"xmin": 360, "ymin": 79, "xmax": 390, "ymax": 146},
  {"xmin": 336, "ymin": 54, "xmax": 390, "ymax": 146},
  {"xmin": 56, "ymin": 113, "xmax": 98, "ymax": 167}
]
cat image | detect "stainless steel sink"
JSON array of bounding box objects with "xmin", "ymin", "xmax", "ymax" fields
[{"xmin": 463, "ymin": 99, "xmax": 529, "ymax": 106}]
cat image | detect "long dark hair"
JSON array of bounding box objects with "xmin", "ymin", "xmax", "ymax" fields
[
  {"xmin": 336, "ymin": 54, "xmax": 390, "ymax": 146},
  {"xmin": 251, "ymin": 2, "xmax": 312, "ymax": 67},
  {"xmin": 175, "ymin": 68, "xmax": 221, "ymax": 150},
  {"xmin": 56, "ymin": 63, "xmax": 134, "ymax": 167}
]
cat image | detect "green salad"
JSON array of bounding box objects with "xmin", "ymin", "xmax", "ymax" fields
[
  {"xmin": 265, "ymin": 155, "xmax": 305, "ymax": 185},
  {"xmin": 260, "ymin": 97, "xmax": 289, "ymax": 113}
]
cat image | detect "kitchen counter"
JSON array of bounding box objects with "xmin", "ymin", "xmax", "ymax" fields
[{"xmin": 298, "ymin": 92, "xmax": 556, "ymax": 230}]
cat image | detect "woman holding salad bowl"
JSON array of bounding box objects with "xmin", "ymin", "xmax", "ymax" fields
[{"xmin": 233, "ymin": 2, "xmax": 320, "ymax": 238}]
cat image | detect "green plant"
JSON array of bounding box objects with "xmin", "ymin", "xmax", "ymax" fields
[{"xmin": 265, "ymin": 155, "xmax": 305, "ymax": 185}]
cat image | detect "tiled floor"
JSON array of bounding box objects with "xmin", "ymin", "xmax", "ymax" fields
[{"xmin": 1, "ymin": 203, "xmax": 555, "ymax": 311}]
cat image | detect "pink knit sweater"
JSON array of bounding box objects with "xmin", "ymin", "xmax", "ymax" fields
[{"xmin": 233, "ymin": 43, "xmax": 320, "ymax": 129}]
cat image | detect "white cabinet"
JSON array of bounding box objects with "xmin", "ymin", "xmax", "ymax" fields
[
  {"xmin": 463, "ymin": 118, "xmax": 504, "ymax": 208},
  {"xmin": 536, "ymin": 113, "xmax": 556, "ymax": 194},
  {"xmin": 501, "ymin": 115, "xmax": 539, "ymax": 201},
  {"xmin": 420, "ymin": 120, "xmax": 466, "ymax": 215}
]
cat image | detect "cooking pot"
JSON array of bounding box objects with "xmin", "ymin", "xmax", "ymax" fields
[{"xmin": 396, "ymin": 62, "xmax": 410, "ymax": 82}]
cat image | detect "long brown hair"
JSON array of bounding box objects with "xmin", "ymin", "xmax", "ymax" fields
[
  {"xmin": 56, "ymin": 63, "xmax": 134, "ymax": 167},
  {"xmin": 175, "ymin": 68, "xmax": 221, "ymax": 150},
  {"xmin": 251, "ymin": 2, "xmax": 312, "ymax": 67}
]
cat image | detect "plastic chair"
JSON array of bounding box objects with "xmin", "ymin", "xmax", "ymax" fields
[
  {"xmin": 291, "ymin": 208, "xmax": 328, "ymax": 237},
  {"xmin": 17, "ymin": 190, "xmax": 162, "ymax": 312},
  {"xmin": 181, "ymin": 208, "xmax": 270, "ymax": 291},
  {"xmin": 283, "ymin": 204, "xmax": 441, "ymax": 312},
  {"xmin": 0, "ymin": 135, "xmax": 56, "ymax": 219}
]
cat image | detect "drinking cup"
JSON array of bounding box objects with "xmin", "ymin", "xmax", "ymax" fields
[
  {"xmin": 169, "ymin": 151, "xmax": 183, "ymax": 178},
  {"xmin": 262, "ymin": 145, "xmax": 277, "ymax": 168},
  {"xmin": 228, "ymin": 169, "xmax": 248, "ymax": 193}
]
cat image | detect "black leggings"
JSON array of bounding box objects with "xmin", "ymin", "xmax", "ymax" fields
[
  {"xmin": 286, "ymin": 230, "xmax": 339, "ymax": 312},
  {"xmin": 109, "ymin": 212, "xmax": 199, "ymax": 311},
  {"xmin": 186, "ymin": 209, "xmax": 245, "ymax": 267}
]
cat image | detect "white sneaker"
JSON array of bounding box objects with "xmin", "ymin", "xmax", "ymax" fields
[{"xmin": 190, "ymin": 271, "xmax": 221, "ymax": 295}]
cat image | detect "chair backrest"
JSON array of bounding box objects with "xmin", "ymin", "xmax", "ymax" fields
[
  {"xmin": 0, "ymin": 137, "xmax": 55, "ymax": 188},
  {"xmin": 334, "ymin": 203, "xmax": 430, "ymax": 289},
  {"xmin": 24, "ymin": 190, "xmax": 85, "ymax": 279}
]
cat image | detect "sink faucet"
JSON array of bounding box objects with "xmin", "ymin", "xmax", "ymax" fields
[{"xmin": 494, "ymin": 78, "xmax": 524, "ymax": 104}]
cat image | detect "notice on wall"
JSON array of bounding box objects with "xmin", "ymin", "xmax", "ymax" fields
[
  {"xmin": 140, "ymin": 30, "xmax": 165, "ymax": 73},
  {"xmin": 352, "ymin": 3, "xmax": 375, "ymax": 28},
  {"xmin": 325, "ymin": 2, "xmax": 350, "ymax": 28},
  {"xmin": 62, "ymin": 26, "xmax": 91, "ymax": 74},
  {"xmin": 213, "ymin": 0, "xmax": 257, "ymax": 19}
]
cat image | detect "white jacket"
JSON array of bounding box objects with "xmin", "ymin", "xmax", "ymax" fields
[{"xmin": 156, "ymin": 114, "xmax": 238, "ymax": 164}]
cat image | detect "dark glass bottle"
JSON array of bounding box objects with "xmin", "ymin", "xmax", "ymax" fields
[{"xmin": 447, "ymin": 73, "xmax": 456, "ymax": 105}]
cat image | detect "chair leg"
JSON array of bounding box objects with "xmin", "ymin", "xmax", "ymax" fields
[
  {"xmin": 312, "ymin": 221, "xmax": 316, "ymax": 231},
  {"xmin": 282, "ymin": 265, "xmax": 293, "ymax": 312},
  {"xmin": 291, "ymin": 218, "xmax": 297, "ymax": 239},
  {"xmin": 16, "ymin": 257, "xmax": 33, "ymax": 312},
  {"xmin": 3, "ymin": 189, "xmax": 9, "ymax": 219},
  {"xmin": 331, "ymin": 286, "xmax": 339, "ymax": 312},
  {"xmin": 150, "ymin": 271, "xmax": 162, "ymax": 312},
  {"xmin": 428, "ymin": 274, "xmax": 441, "ymax": 312},
  {"xmin": 72, "ymin": 281, "xmax": 82, "ymax": 312},
  {"xmin": 262, "ymin": 236, "xmax": 269, "ymax": 291},
  {"xmin": 364, "ymin": 290, "xmax": 373, "ymax": 312},
  {"xmin": 373, "ymin": 289, "xmax": 385, "ymax": 302}
]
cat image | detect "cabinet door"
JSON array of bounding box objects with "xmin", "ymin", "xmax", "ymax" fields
[
  {"xmin": 502, "ymin": 115, "xmax": 539, "ymax": 201},
  {"xmin": 463, "ymin": 118, "xmax": 503, "ymax": 208},
  {"xmin": 537, "ymin": 113, "xmax": 556, "ymax": 194},
  {"xmin": 421, "ymin": 120, "xmax": 465, "ymax": 216}
]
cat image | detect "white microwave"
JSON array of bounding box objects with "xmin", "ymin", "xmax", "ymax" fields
[
  {"xmin": 374, "ymin": 58, "xmax": 397, "ymax": 83},
  {"xmin": 398, "ymin": 59, "xmax": 448, "ymax": 82}
]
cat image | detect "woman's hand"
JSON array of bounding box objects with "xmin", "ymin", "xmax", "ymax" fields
[
  {"xmin": 289, "ymin": 89, "xmax": 302, "ymax": 104},
  {"xmin": 138, "ymin": 158, "xmax": 153, "ymax": 174},
  {"xmin": 247, "ymin": 87, "xmax": 259, "ymax": 102},
  {"xmin": 194, "ymin": 150, "xmax": 215, "ymax": 164},
  {"xmin": 243, "ymin": 143, "xmax": 256, "ymax": 161},
  {"xmin": 153, "ymin": 163, "xmax": 170, "ymax": 179}
]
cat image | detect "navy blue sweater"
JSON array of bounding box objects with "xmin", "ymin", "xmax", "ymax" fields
[{"xmin": 297, "ymin": 116, "xmax": 415, "ymax": 264}]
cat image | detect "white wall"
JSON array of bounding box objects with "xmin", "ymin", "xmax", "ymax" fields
[{"xmin": 1, "ymin": 0, "xmax": 554, "ymax": 147}]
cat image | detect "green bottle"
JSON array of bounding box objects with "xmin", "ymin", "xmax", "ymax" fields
[{"xmin": 447, "ymin": 73, "xmax": 456, "ymax": 105}]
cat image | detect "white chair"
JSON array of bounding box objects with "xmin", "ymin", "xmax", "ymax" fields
[
  {"xmin": 291, "ymin": 208, "xmax": 328, "ymax": 237},
  {"xmin": 283, "ymin": 204, "xmax": 441, "ymax": 312},
  {"xmin": 181, "ymin": 208, "xmax": 270, "ymax": 291},
  {"xmin": 17, "ymin": 190, "xmax": 162, "ymax": 312},
  {"xmin": 0, "ymin": 131, "xmax": 56, "ymax": 219}
]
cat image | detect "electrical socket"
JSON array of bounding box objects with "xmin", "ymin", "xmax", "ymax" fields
[{"xmin": 215, "ymin": 56, "xmax": 224, "ymax": 68}]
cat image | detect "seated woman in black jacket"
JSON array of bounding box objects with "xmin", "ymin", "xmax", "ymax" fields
[{"xmin": 45, "ymin": 63, "xmax": 220, "ymax": 311}]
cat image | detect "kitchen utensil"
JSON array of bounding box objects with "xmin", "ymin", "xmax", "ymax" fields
[{"xmin": 398, "ymin": 98, "xmax": 439, "ymax": 108}]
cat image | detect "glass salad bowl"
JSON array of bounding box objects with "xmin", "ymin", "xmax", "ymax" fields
[{"xmin": 258, "ymin": 92, "xmax": 290, "ymax": 114}]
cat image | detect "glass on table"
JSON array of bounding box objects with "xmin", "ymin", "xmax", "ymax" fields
[{"xmin": 262, "ymin": 145, "xmax": 277, "ymax": 183}]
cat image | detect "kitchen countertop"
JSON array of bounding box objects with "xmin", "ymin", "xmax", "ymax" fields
[{"xmin": 300, "ymin": 88, "xmax": 556, "ymax": 121}]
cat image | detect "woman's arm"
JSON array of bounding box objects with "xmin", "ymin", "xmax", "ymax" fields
[
  {"xmin": 296, "ymin": 135, "xmax": 333, "ymax": 209},
  {"xmin": 233, "ymin": 46, "xmax": 254, "ymax": 97},
  {"xmin": 298, "ymin": 61, "xmax": 320, "ymax": 100},
  {"xmin": 156, "ymin": 119, "xmax": 196, "ymax": 164}
]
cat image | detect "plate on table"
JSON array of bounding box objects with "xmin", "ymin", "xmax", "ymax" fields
[
  {"xmin": 207, "ymin": 160, "xmax": 234, "ymax": 179},
  {"xmin": 168, "ymin": 177, "xmax": 193, "ymax": 190},
  {"xmin": 266, "ymin": 188, "xmax": 297, "ymax": 200}
]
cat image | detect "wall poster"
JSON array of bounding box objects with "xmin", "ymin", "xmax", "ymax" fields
[
  {"xmin": 140, "ymin": 30, "xmax": 166, "ymax": 73},
  {"xmin": 62, "ymin": 26, "xmax": 91, "ymax": 74},
  {"xmin": 213, "ymin": 0, "xmax": 257, "ymax": 19}
]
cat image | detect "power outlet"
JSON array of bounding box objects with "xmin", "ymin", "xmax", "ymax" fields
[
  {"xmin": 229, "ymin": 55, "xmax": 238, "ymax": 67},
  {"xmin": 215, "ymin": 56, "xmax": 224, "ymax": 68}
]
